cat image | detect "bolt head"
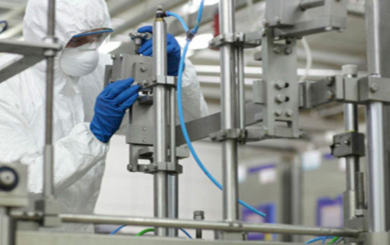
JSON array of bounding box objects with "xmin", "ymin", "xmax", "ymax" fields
[
  {"xmin": 274, "ymin": 109, "xmax": 282, "ymax": 117},
  {"xmin": 0, "ymin": 170, "xmax": 16, "ymax": 188},
  {"xmin": 139, "ymin": 63, "xmax": 148, "ymax": 72},
  {"xmin": 275, "ymin": 80, "xmax": 286, "ymax": 89},
  {"xmin": 286, "ymin": 109, "xmax": 294, "ymax": 117},
  {"xmin": 326, "ymin": 91, "xmax": 335, "ymax": 100},
  {"xmin": 275, "ymin": 94, "xmax": 286, "ymax": 103},
  {"xmin": 370, "ymin": 83, "xmax": 378, "ymax": 92},
  {"xmin": 284, "ymin": 47, "xmax": 293, "ymax": 55},
  {"xmin": 142, "ymin": 138, "xmax": 147, "ymax": 143},
  {"xmin": 273, "ymin": 47, "xmax": 281, "ymax": 54}
]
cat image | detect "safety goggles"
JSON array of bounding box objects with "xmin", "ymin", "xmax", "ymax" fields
[{"xmin": 66, "ymin": 28, "xmax": 113, "ymax": 50}]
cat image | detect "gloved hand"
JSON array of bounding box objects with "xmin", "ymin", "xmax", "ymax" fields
[
  {"xmin": 137, "ymin": 25, "xmax": 182, "ymax": 76},
  {"xmin": 90, "ymin": 78, "xmax": 139, "ymax": 143}
]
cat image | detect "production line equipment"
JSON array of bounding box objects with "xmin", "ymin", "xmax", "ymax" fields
[{"xmin": 1, "ymin": 0, "xmax": 390, "ymax": 244}]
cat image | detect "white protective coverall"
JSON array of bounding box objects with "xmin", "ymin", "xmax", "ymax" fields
[{"xmin": 0, "ymin": 0, "xmax": 208, "ymax": 232}]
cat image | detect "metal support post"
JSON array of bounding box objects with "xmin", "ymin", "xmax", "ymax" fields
[
  {"xmin": 168, "ymin": 87, "xmax": 178, "ymax": 237},
  {"xmin": 35, "ymin": 0, "xmax": 62, "ymax": 228},
  {"xmin": 0, "ymin": 208, "xmax": 12, "ymax": 245},
  {"xmin": 194, "ymin": 211, "xmax": 205, "ymax": 239},
  {"xmin": 291, "ymin": 156, "xmax": 303, "ymax": 243},
  {"xmin": 43, "ymin": 0, "xmax": 56, "ymax": 201},
  {"xmin": 236, "ymin": 44, "xmax": 245, "ymax": 133},
  {"xmin": 167, "ymin": 173, "xmax": 178, "ymax": 237},
  {"xmin": 364, "ymin": 0, "xmax": 390, "ymax": 232},
  {"xmin": 153, "ymin": 6, "xmax": 169, "ymax": 237},
  {"xmin": 342, "ymin": 65, "xmax": 361, "ymax": 222},
  {"xmin": 219, "ymin": 0, "xmax": 239, "ymax": 223}
]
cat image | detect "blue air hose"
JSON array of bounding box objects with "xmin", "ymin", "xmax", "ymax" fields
[{"xmin": 170, "ymin": 0, "xmax": 266, "ymax": 218}]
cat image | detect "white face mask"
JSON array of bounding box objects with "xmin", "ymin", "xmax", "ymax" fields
[{"xmin": 59, "ymin": 46, "xmax": 100, "ymax": 77}]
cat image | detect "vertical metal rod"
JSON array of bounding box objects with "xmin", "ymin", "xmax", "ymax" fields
[
  {"xmin": 355, "ymin": 172, "xmax": 365, "ymax": 210},
  {"xmin": 219, "ymin": 0, "xmax": 239, "ymax": 222},
  {"xmin": 342, "ymin": 65, "xmax": 360, "ymax": 222},
  {"xmin": 167, "ymin": 174, "xmax": 178, "ymax": 237},
  {"xmin": 0, "ymin": 208, "xmax": 11, "ymax": 245},
  {"xmin": 291, "ymin": 156, "xmax": 303, "ymax": 243},
  {"xmin": 43, "ymin": 0, "xmax": 56, "ymax": 199},
  {"xmin": 153, "ymin": 6, "xmax": 169, "ymax": 237},
  {"xmin": 194, "ymin": 211, "xmax": 205, "ymax": 239},
  {"xmin": 237, "ymin": 45, "xmax": 245, "ymax": 131},
  {"xmin": 168, "ymin": 87, "xmax": 178, "ymax": 237},
  {"xmin": 364, "ymin": 0, "xmax": 389, "ymax": 232},
  {"xmin": 365, "ymin": 102, "xmax": 386, "ymax": 231}
]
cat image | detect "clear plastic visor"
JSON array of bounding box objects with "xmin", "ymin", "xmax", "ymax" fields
[{"xmin": 65, "ymin": 28, "xmax": 113, "ymax": 51}]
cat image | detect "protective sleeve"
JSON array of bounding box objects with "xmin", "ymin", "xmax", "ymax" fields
[
  {"xmin": 180, "ymin": 59, "xmax": 209, "ymax": 121},
  {"xmin": 0, "ymin": 85, "xmax": 109, "ymax": 194}
]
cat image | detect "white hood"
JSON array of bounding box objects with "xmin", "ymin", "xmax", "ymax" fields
[{"xmin": 23, "ymin": 0, "xmax": 112, "ymax": 46}]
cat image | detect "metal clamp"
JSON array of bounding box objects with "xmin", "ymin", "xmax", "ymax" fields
[
  {"xmin": 129, "ymin": 32, "xmax": 150, "ymax": 54},
  {"xmin": 358, "ymin": 76, "xmax": 390, "ymax": 104},
  {"xmin": 129, "ymin": 162, "xmax": 183, "ymax": 174},
  {"xmin": 35, "ymin": 199, "xmax": 61, "ymax": 227},
  {"xmin": 331, "ymin": 132, "xmax": 365, "ymax": 158},
  {"xmin": 209, "ymin": 129, "xmax": 247, "ymax": 142},
  {"xmin": 138, "ymin": 89, "xmax": 153, "ymax": 105},
  {"xmin": 128, "ymin": 146, "xmax": 188, "ymax": 174},
  {"xmin": 209, "ymin": 33, "xmax": 241, "ymax": 48},
  {"xmin": 246, "ymin": 126, "xmax": 305, "ymax": 141},
  {"xmin": 43, "ymin": 37, "xmax": 60, "ymax": 57},
  {"xmin": 303, "ymin": 75, "xmax": 390, "ymax": 109},
  {"xmin": 209, "ymin": 32, "xmax": 262, "ymax": 49},
  {"xmin": 139, "ymin": 75, "xmax": 177, "ymax": 88}
]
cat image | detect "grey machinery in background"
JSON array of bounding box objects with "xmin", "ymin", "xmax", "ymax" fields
[{"xmin": 1, "ymin": 0, "xmax": 390, "ymax": 244}]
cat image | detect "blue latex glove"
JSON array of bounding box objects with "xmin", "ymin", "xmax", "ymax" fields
[
  {"xmin": 90, "ymin": 78, "xmax": 139, "ymax": 143},
  {"xmin": 137, "ymin": 25, "xmax": 182, "ymax": 76}
]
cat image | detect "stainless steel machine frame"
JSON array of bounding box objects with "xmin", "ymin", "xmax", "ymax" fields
[{"xmin": 1, "ymin": 0, "xmax": 390, "ymax": 244}]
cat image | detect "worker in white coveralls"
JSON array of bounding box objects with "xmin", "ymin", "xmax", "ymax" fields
[{"xmin": 0, "ymin": 0, "xmax": 208, "ymax": 232}]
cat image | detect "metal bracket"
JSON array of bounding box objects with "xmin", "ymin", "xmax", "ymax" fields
[
  {"xmin": 139, "ymin": 75, "xmax": 177, "ymax": 89},
  {"xmin": 0, "ymin": 39, "xmax": 62, "ymax": 83},
  {"xmin": 304, "ymin": 75, "xmax": 390, "ymax": 109},
  {"xmin": 128, "ymin": 145, "xmax": 188, "ymax": 174},
  {"xmin": 358, "ymin": 76, "xmax": 390, "ymax": 104},
  {"xmin": 246, "ymin": 126, "xmax": 305, "ymax": 141},
  {"xmin": 209, "ymin": 33, "xmax": 241, "ymax": 48},
  {"xmin": 129, "ymin": 162, "xmax": 183, "ymax": 174},
  {"xmin": 138, "ymin": 88, "xmax": 154, "ymax": 105},
  {"xmin": 34, "ymin": 199, "xmax": 61, "ymax": 227},
  {"xmin": 331, "ymin": 132, "xmax": 365, "ymax": 158},
  {"xmin": 256, "ymin": 29, "xmax": 301, "ymax": 139},
  {"xmin": 209, "ymin": 32, "xmax": 262, "ymax": 49},
  {"xmin": 266, "ymin": 0, "xmax": 347, "ymax": 39},
  {"xmin": 209, "ymin": 129, "xmax": 247, "ymax": 142},
  {"xmin": 0, "ymin": 164, "xmax": 28, "ymax": 208}
]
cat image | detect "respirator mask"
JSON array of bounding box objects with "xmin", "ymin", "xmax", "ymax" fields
[{"xmin": 60, "ymin": 28, "xmax": 113, "ymax": 77}]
